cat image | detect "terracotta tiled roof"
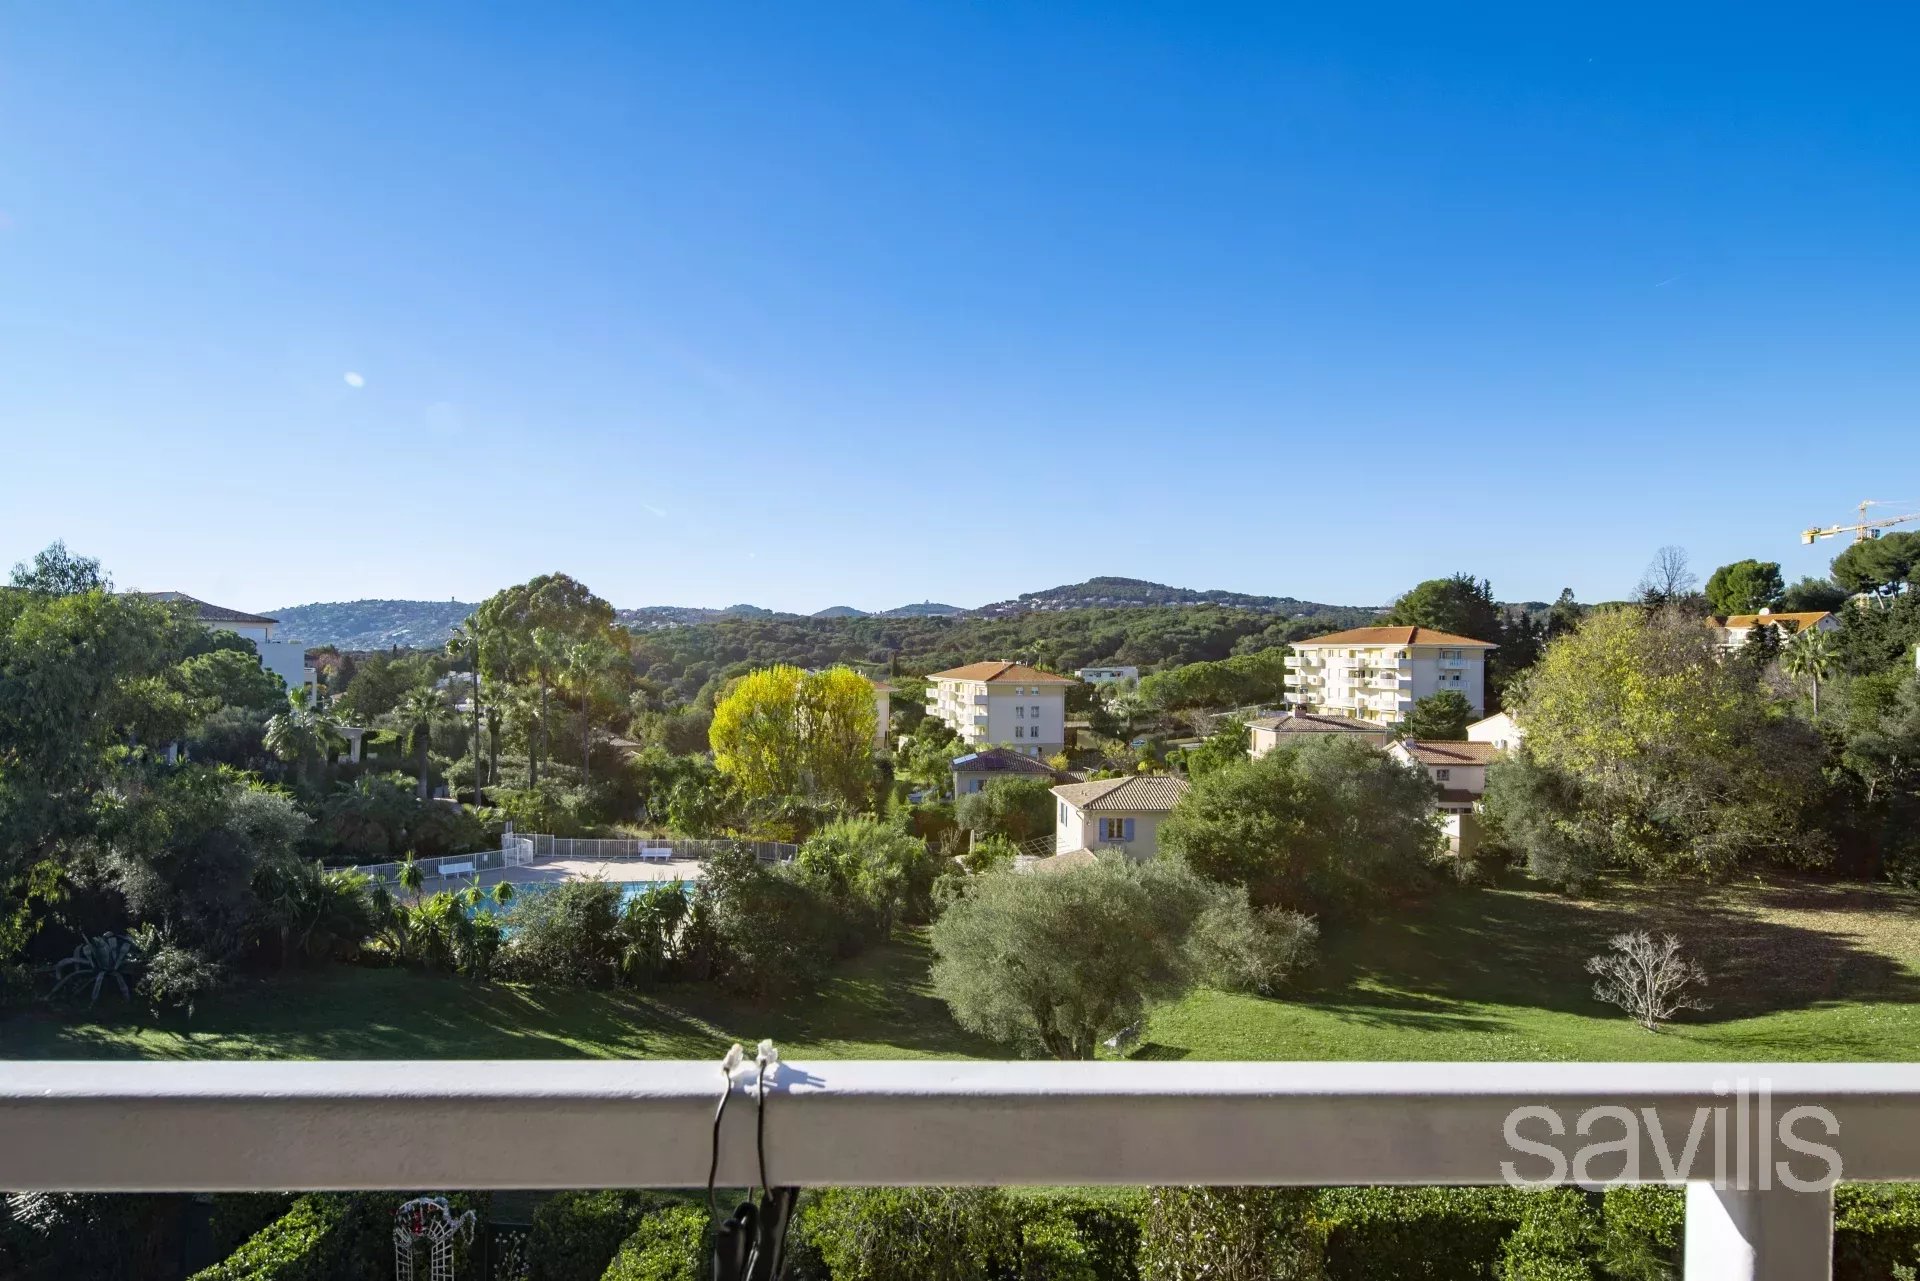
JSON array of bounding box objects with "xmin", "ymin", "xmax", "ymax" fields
[
  {"xmin": 1293, "ymin": 626, "xmax": 1497, "ymax": 649},
  {"xmin": 1051, "ymin": 774, "xmax": 1190, "ymax": 812},
  {"xmin": 951, "ymin": 748, "xmax": 1076, "ymax": 781},
  {"xmin": 1246, "ymin": 711, "xmax": 1390, "ymax": 735},
  {"xmin": 135, "ymin": 591, "xmax": 277, "ymax": 627},
  {"xmin": 1396, "ymin": 740, "xmax": 1504, "ymax": 766},
  {"xmin": 926, "ymin": 661, "xmax": 1078, "ymax": 684},
  {"xmin": 1718, "ymin": 611, "xmax": 1833, "ymax": 630}
]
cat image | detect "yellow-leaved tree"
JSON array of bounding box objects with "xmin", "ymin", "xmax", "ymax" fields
[{"xmin": 709, "ymin": 665, "xmax": 878, "ymax": 813}]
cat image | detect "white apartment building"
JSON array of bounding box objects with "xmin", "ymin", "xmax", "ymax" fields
[
  {"xmin": 138, "ymin": 591, "xmax": 314, "ymax": 696},
  {"xmin": 1284, "ymin": 626, "xmax": 1496, "ymax": 724},
  {"xmin": 1075, "ymin": 665, "xmax": 1139, "ymax": 685},
  {"xmin": 924, "ymin": 661, "xmax": 1076, "ymax": 757}
]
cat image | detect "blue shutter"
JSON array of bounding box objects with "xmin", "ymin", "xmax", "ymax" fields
[{"xmin": 1123, "ymin": 818, "xmax": 1135, "ymax": 842}]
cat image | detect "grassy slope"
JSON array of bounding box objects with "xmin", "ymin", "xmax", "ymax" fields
[{"xmin": 7, "ymin": 877, "xmax": 1919, "ymax": 1063}]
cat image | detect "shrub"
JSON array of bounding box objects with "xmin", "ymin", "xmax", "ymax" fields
[
  {"xmin": 1596, "ymin": 1186, "xmax": 1680, "ymax": 1281},
  {"xmin": 601, "ymin": 1204, "xmax": 708, "ymax": 1281},
  {"xmin": 209, "ymin": 1193, "xmax": 299, "ymax": 1262},
  {"xmin": 129, "ymin": 926, "xmax": 226, "ymax": 1015},
  {"xmin": 794, "ymin": 816, "xmax": 935, "ymax": 948},
  {"xmin": 503, "ymin": 879, "xmax": 623, "ymax": 986},
  {"xmin": 702, "ymin": 844, "xmax": 838, "ymax": 998},
  {"xmin": 1836, "ymin": 1183, "xmax": 1920, "ymax": 1279},
  {"xmin": 1186, "ymin": 889, "xmax": 1318, "ymax": 995},
  {"xmin": 800, "ymin": 1187, "xmax": 1016, "ymax": 1281},
  {"xmin": 189, "ymin": 1193, "xmax": 348, "ymax": 1280},
  {"xmin": 1318, "ymin": 1186, "xmax": 1529, "ymax": 1279},
  {"xmin": 528, "ymin": 1190, "xmax": 678, "ymax": 1281},
  {"xmin": 959, "ymin": 833, "xmax": 1020, "ymax": 874},
  {"xmin": 1497, "ymin": 1189, "xmax": 1600, "ymax": 1279},
  {"xmin": 954, "ymin": 777, "xmax": 1056, "ymax": 843},
  {"xmin": 1138, "ymin": 1187, "xmax": 1323, "ymax": 1281}
]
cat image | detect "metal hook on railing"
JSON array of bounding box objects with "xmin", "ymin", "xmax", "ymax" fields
[{"xmin": 708, "ymin": 1039, "xmax": 799, "ymax": 1281}]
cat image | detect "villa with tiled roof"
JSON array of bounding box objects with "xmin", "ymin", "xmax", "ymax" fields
[
  {"xmin": 1285, "ymin": 626, "xmax": 1497, "ymax": 725},
  {"xmin": 1049, "ymin": 774, "xmax": 1190, "ymax": 862}
]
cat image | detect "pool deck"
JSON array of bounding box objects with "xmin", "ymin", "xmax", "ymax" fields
[{"xmin": 471, "ymin": 856, "xmax": 705, "ymax": 887}]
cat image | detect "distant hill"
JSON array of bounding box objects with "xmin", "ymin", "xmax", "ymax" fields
[
  {"xmin": 618, "ymin": 604, "xmax": 784, "ymax": 631},
  {"xmin": 267, "ymin": 577, "xmax": 1376, "ymax": 649},
  {"xmin": 970, "ymin": 576, "xmax": 1371, "ymax": 618},
  {"xmin": 267, "ymin": 599, "xmax": 477, "ymax": 650},
  {"xmin": 880, "ymin": 601, "xmax": 963, "ymax": 617}
]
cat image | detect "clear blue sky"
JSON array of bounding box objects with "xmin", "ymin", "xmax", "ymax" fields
[{"xmin": 3, "ymin": 3, "xmax": 1915, "ymax": 613}]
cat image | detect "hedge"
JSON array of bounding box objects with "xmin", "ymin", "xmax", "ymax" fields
[
  {"xmin": 1836, "ymin": 1184, "xmax": 1920, "ymax": 1278},
  {"xmin": 191, "ymin": 1192, "xmax": 487, "ymax": 1281},
  {"xmin": 529, "ymin": 1190, "xmax": 682, "ymax": 1281},
  {"xmin": 189, "ymin": 1195, "xmax": 351, "ymax": 1280},
  {"xmin": 600, "ymin": 1204, "xmax": 708, "ymax": 1281}
]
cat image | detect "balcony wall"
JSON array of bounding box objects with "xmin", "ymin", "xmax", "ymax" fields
[{"xmin": 1, "ymin": 1059, "xmax": 1910, "ymax": 1278}]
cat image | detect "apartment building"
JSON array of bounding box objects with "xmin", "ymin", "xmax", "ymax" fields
[
  {"xmin": 136, "ymin": 591, "xmax": 314, "ymax": 696},
  {"xmin": 1284, "ymin": 626, "xmax": 1496, "ymax": 724},
  {"xmin": 924, "ymin": 661, "xmax": 1076, "ymax": 756}
]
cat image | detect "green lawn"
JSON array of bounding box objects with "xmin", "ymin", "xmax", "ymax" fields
[{"xmin": 8, "ymin": 876, "xmax": 1920, "ymax": 1062}]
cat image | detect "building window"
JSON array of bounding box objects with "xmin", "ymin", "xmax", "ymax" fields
[
  {"xmin": 1058, "ymin": 801, "xmax": 1067, "ymax": 823},
  {"xmin": 1101, "ymin": 818, "xmax": 1127, "ymax": 841},
  {"xmin": 1014, "ymin": 726, "xmax": 1024, "ymax": 738},
  {"xmin": 1015, "ymin": 705, "xmax": 1025, "ymax": 719},
  {"xmin": 1435, "ymin": 768, "xmax": 1451, "ymax": 781},
  {"xmin": 1030, "ymin": 704, "xmax": 1040, "ymax": 718}
]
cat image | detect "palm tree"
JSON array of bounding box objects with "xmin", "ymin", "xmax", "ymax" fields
[
  {"xmin": 449, "ymin": 623, "xmax": 485, "ymax": 805},
  {"xmin": 263, "ymin": 689, "xmax": 342, "ymax": 788},
  {"xmin": 396, "ymin": 853, "xmax": 425, "ymax": 898},
  {"xmin": 396, "ymin": 685, "xmax": 448, "ymax": 801},
  {"xmin": 1783, "ymin": 628, "xmax": 1835, "ymax": 717}
]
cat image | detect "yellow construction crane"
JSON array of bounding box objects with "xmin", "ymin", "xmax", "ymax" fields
[{"xmin": 1801, "ymin": 500, "xmax": 1920, "ymax": 544}]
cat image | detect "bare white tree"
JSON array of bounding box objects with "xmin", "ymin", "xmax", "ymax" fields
[
  {"xmin": 1586, "ymin": 931, "xmax": 1709, "ymax": 1032},
  {"xmin": 1637, "ymin": 545, "xmax": 1698, "ymax": 607}
]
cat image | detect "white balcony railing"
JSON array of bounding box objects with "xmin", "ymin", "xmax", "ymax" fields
[{"xmin": 3, "ymin": 1060, "xmax": 1916, "ymax": 1278}]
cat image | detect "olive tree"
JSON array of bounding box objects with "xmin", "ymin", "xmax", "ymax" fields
[{"xmin": 929, "ymin": 858, "xmax": 1311, "ymax": 1059}]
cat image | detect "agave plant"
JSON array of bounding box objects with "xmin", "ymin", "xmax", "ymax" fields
[{"xmin": 47, "ymin": 933, "xmax": 141, "ymax": 1006}]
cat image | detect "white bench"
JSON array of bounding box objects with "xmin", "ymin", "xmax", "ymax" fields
[
  {"xmin": 436, "ymin": 861, "xmax": 475, "ymax": 876},
  {"xmin": 639, "ymin": 848, "xmax": 673, "ymax": 862}
]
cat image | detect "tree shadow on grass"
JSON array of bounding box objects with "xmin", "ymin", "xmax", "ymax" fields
[
  {"xmin": 0, "ymin": 931, "xmax": 997, "ymax": 1062},
  {"xmin": 1298, "ymin": 877, "xmax": 1920, "ymax": 1027}
]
